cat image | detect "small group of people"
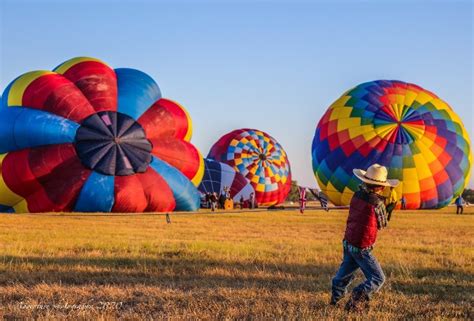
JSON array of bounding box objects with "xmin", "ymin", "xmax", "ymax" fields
[
  {"xmin": 236, "ymin": 192, "xmax": 257, "ymax": 209},
  {"xmin": 202, "ymin": 189, "xmax": 257, "ymax": 211},
  {"xmin": 205, "ymin": 192, "xmax": 219, "ymax": 211},
  {"xmin": 247, "ymin": 192, "xmax": 257, "ymax": 209},
  {"xmin": 204, "ymin": 188, "xmax": 232, "ymax": 211}
]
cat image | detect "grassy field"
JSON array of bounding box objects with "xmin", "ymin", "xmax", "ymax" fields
[{"xmin": 0, "ymin": 207, "xmax": 472, "ymax": 320}]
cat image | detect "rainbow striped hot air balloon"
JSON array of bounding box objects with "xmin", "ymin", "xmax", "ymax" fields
[
  {"xmin": 208, "ymin": 129, "xmax": 291, "ymax": 206},
  {"xmin": 312, "ymin": 80, "xmax": 471, "ymax": 209},
  {"xmin": 0, "ymin": 57, "xmax": 204, "ymax": 213}
]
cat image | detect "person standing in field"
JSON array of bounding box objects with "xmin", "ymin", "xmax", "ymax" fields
[
  {"xmin": 330, "ymin": 164, "xmax": 399, "ymax": 312},
  {"xmin": 455, "ymin": 195, "xmax": 464, "ymax": 214},
  {"xmin": 249, "ymin": 192, "xmax": 255, "ymax": 209},
  {"xmin": 400, "ymin": 196, "xmax": 407, "ymax": 210},
  {"xmin": 205, "ymin": 193, "xmax": 211, "ymax": 208},
  {"xmin": 210, "ymin": 192, "xmax": 218, "ymax": 212},
  {"xmin": 219, "ymin": 191, "xmax": 226, "ymax": 209},
  {"xmin": 239, "ymin": 195, "xmax": 244, "ymax": 209},
  {"xmin": 225, "ymin": 186, "xmax": 231, "ymax": 199}
]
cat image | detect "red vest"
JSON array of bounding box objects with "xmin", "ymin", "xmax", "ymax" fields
[{"xmin": 344, "ymin": 190, "xmax": 381, "ymax": 248}]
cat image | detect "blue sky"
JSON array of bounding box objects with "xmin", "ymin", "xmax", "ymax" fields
[{"xmin": 1, "ymin": 0, "xmax": 472, "ymax": 188}]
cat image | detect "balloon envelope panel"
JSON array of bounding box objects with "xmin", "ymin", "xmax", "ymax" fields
[
  {"xmin": 198, "ymin": 158, "xmax": 255, "ymax": 202},
  {"xmin": 0, "ymin": 57, "xmax": 204, "ymax": 213},
  {"xmin": 312, "ymin": 80, "xmax": 472, "ymax": 209},
  {"xmin": 208, "ymin": 128, "xmax": 291, "ymax": 206}
]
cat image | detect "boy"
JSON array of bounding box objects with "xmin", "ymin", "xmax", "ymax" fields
[{"xmin": 330, "ymin": 164, "xmax": 399, "ymax": 311}]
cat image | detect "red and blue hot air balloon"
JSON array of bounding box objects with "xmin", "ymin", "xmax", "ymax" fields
[{"xmin": 0, "ymin": 57, "xmax": 204, "ymax": 213}]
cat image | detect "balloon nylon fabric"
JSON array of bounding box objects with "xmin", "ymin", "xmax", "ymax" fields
[
  {"xmin": 0, "ymin": 57, "xmax": 204, "ymax": 213},
  {"xmin": 312, "ymin": 80, "xmax": 471, "ymax": 209},
  {"xmin": 208, "ymin": 128, "xmax": 292, "ymax": 206},
  {"xmin": 198, "ymin": 158, "xmax": 255, "ymax": 202}
]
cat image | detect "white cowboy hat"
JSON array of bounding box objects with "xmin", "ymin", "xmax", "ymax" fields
[{"xmin": 353, "ymin": 164, "xmax": 399, "ymax": 187}]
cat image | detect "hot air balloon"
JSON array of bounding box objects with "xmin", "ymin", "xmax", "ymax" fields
[
  {"xmin": 208, "ymin": 129, "xmax": 291, "ymax": 206},
  {"xmin": 312, "ymin": 80, "xmax": 472, "ymax": 209},
  {"xmin": 0, "ymin": 57, "xmax": 204, "ymax": 213},
  {"xmin": 198, "ymin": 158, "xmax": 255, "ymax": 202}
]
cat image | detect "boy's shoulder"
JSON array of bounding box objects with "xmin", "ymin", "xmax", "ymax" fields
[
  {"xmin": 368, "ymin": 192, "xmax": 384, "ymax": 206},
  {"xmin": 354, "ymin": 189, "xmax": 384, "ymax": 206}
]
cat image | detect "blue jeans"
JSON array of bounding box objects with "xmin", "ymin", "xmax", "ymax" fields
[{"xmin": 331, "ymin": 243, "xmax": 385, "ymax": 301}]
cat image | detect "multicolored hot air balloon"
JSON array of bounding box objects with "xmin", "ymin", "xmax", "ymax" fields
[
  {"xmin": 208, "ymin": 129, "xmax": 291, "ymax": 206},
  {"xmin": 0, "ymin": 57, "xmax": 204, "ymax": 213},
  {"xmin": 198, "ymin": 158, "xmax": 255, "ymax": 202},
  {"xmin": 312, "ymin": 80, "xmax": 471, "ymax": 209}
]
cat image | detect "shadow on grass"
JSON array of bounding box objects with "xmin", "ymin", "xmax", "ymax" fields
[
  {"xmin": 389, "ymin": 268, "xmax": 474, "ymax": 302},
  {"xmin": 0, "ymin": 255, "xmax": 472, "ymax": 303},
  {"xmin": 0, "ymin": 255, "xmax": 336, "ymax": 292}
]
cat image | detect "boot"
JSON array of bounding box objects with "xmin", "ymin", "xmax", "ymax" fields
[
  {"xmin": 329, "ymin": 296, "xmax": 341, "ymax": 306},
  {"xmin": 345, "ymin": 291, "xmax": 369, "ymax": 312}
]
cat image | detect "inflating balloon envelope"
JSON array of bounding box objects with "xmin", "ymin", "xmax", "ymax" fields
[
  {"xmin": 312, "ymin": 80, "xmax": 471, "ymax": 209},
  {"xmin": 208, "ymin": 128, "xmax": 291, "ymax": 206}
]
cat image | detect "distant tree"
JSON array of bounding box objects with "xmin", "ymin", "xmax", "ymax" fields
[
  {"xmin": 286, "ymin": 180, "xmax": 317, "ymax": 202},
  {"xmin": 462, "ymin": 189, "xmax": 474, "ymax": 204},
  {"xmin": 286, "ymin": 180, "xmax": 300, "ymax": 203}
]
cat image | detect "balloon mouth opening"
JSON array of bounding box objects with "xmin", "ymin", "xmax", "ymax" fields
[
  {"xmin": 74, "ymin": 111, "xmax": 153, "ymax": 176},
  {"xmin": 259, "ymin": 154, "xmax": 267, "ymax": 161}
]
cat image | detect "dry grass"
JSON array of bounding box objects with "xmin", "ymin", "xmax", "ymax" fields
[{"xmin": 0, "ymin": 207, "xmax": 472, "ymax": 320}]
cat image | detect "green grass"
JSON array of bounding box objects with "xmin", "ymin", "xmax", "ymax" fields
[{"xmin": 0, "ymin": 207, "xmax": 472, "ymax": 320}]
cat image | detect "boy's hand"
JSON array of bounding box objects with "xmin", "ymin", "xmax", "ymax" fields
[{"xmin": 386, "ymin": 202, "xmax": 397, "ymax": 221}]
